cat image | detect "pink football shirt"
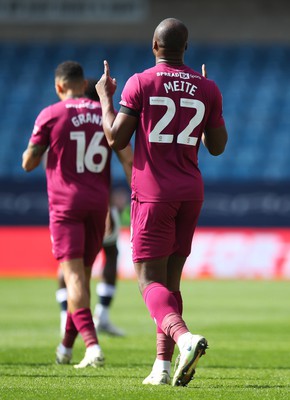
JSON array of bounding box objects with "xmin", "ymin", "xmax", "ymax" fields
[
  {"xmin": 29, "ymin": 98, "xmax": 112, "ymax": 210},
  {"xmin": 120, "ymin": 63, "xmax": 225, "ymax": 202}
]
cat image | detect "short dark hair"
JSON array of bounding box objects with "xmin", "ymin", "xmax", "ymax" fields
[
  {"xmin": 85, "ymin": 78, "xmax": 99, "ymax": 101},
  {"xmin": 55, "ymin": 61, "xmax": 84, "ymax": 82}
]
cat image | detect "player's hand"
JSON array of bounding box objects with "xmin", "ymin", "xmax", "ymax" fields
[
  {"xmin": 202, "ymin": 63, "xmax": 207, "ymax": 78},
  {"xmin": 95, "ymin": 60, "xmax": 117, "ymax": 98}
]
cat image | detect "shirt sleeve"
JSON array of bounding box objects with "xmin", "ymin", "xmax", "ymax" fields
[
  {"xmin": 119, "ymin": 74, "xmax": 142, "ymax": 113},
  {"xmin": 29, "ymin": 106, "xmax": 52, "ymax": 147},
  {"xmin": 206, "ymin": 81, "xmax": 225, "ymax": 129}
]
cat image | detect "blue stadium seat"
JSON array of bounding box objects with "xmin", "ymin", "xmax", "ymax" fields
[{"xmin": 0, "ymin": 42, "xmax": 289, "ymax": 182}]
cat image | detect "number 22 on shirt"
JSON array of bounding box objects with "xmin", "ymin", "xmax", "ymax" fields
[{"xmin": 149, "ymin": 96, "xmax": 205, "ymax": 146}]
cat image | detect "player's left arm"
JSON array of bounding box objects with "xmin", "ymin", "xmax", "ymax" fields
[
  {"xmin": 201, "ymin": 68, "xmax": 228, "ymax": 156},
  {"xmin": 202, "ymin": 125, "xmax": 228, "ymax": 156},
  {"xmin": 22, "ymin": 141, "xmax": 48, "ymax": 172}
]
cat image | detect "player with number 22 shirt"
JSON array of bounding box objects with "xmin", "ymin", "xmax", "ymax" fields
[{"xmin": 96, "ymin": 17, "xmax": 228, "ymax": 387}]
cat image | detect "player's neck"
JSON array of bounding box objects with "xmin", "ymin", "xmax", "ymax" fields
[
  {"xmin": 65, "ymin": 94, "xmax": 84, "ymax": 99},
  {"xmin": 63, "ymin": 90, "xmax": 85, "ymax": 100},
  {"xmin": 156, "ymin": 57, "xmax": 184, "ymax": 66}
]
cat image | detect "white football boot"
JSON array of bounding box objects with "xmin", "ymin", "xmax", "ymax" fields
[
  {"xmin": 94, "ymin": 317, "xmax": 125, "ymax": 337},
  {"xmin": 142, "ymin": 370, "xmax": 171, "ymax": 385},
  {"xmin": 56, "ymin": 343, "xmax": 72, "ymax": 365},
  {"xmin": 74, "ymin": 345, "xmax": 105, "ymax": 369},
  {"xmin": 172, "ymin": 334, "xmax": 208, "ymax": 387}
]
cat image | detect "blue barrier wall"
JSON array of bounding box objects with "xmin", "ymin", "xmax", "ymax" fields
[{"xmin": 1, "ymin": 178, "xmax": 289, "ymax": 227}]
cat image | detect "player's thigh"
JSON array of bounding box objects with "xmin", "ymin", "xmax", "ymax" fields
[
  {"xmin": 131, "ymin": 200, "xmax": 179, "ymax": 262},
  {"xmin": 175, "ymin": 200, "xmax": 203, "ymax": 256},
  {"xmin": 83, "ymin": 208, "xmax": 107, "ymax": 266},
  {"xmin": 49, "ymin": 209, "xmax": 86, "ymax": 262}
]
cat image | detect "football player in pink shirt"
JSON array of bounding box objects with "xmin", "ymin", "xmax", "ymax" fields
[
  {"xmin": 55, "ymin": 78, "xmax": 130, "ymax": 338},
  {"xmin": 22, "ymin": 61, "xmax": 132, "ymax": 368},
  {"xmin": 96, "ymin": 18, "xmax": 228, "ymax": 386}
]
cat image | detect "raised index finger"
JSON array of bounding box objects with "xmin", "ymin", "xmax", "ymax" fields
[
  {"xmin": 103, "ymin": 60, "xmax": 110, "ymax": 77},
  {"xmin": 202, "ymin": 63, "xmax": 207, "ymax": 78}
]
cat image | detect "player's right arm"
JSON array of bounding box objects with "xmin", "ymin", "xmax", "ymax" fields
[
  {"xmin": 22, "ymin": 141, "xmax": 48, "ymax": 172},
  {"xmin": 115, "ymin": 144, "xmax": 133, "ymax": 186},
  {"xmin": 96, "ymin": 60, "xmax": 138, "ymax": 151}
]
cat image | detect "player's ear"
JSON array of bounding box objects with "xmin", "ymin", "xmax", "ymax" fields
[
  {"xmin": 55, "ymin": 82, "xmax": 60, "ymax": 96},
  {"xmin": 55, "ymin": 79, "xmax": 64, "ymax": 96},
  {"xmin": 152, "ymin": 39, "xmax": 158, "ymax": 55},
  {"xmin": 152, "ymin": 39, "xmax": 158, "ymax": 51}
]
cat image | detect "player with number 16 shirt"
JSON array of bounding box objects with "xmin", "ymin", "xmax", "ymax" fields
[
  {"xmin": 22, "ymin": 61, "xmax": 133, "ymax": 369},
  {"xmin": 32, "ymin": 91, "xmax": 111, "ymax": 211}
]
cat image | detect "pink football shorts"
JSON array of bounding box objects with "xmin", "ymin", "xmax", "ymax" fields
[
  {"xmin": 131, "ymin": 199, "xmax": 203, "ymax": 263},
  {"xmin": 49, "ymin": 207, "xmax": 107, "ymax": 266}
]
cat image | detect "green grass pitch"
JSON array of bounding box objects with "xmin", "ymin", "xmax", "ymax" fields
[{"xmin": 0, "ymin": 278, "xmax": 289, "ymax": 399}]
